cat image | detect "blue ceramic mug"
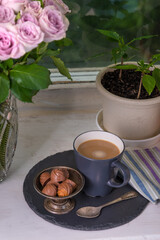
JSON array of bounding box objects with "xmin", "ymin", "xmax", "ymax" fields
[{"xmin": 73, "ymin": 130, "xmax": 130, "ymax": 197}]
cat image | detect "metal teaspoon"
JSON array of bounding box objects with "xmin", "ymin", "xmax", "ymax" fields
[{"xmin": 76, "ymin": 191, "xmax": 138, "ymax": 218}]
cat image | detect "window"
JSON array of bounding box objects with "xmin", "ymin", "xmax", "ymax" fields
[{"xmin": 45, "ymin": 0, "xmax": 160, "ymax": 82}]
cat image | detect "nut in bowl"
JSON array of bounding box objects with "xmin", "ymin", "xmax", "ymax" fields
[{"xmin": 33, "ymin": 166, "xmax": 85, "ymax": 214}]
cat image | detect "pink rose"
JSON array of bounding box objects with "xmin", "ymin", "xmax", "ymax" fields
[
  {"xmin": 38, "ymin": 6, "xmax": 69, "ymax": 42},
  {"xmin": 18, "ymin": 12, "xmax": 38, "ymax": 25},
  {"xmin": 44, "ymin": 0, "xmax": 71, "ymax": 14},
  {"xmin": 25, "ymin": 1, "xmax": 42, "ymax": 17},
  {"xmin": 16, "ymin": 21, "xmax": 44, "ymax": 51},
  {"xmin": 1, "ymin": 0, "xmax": 29, "ymax": 13},
  {"xmin": 0, "ymin": 25, "xmax": 25, "ymax": 60},
  {"xmin": 0, "ymin": 6, "xmax": 15, "ymax": 25}
]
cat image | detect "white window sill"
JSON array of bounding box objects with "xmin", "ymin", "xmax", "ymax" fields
[{"xmin": 50, "ymin": 67, "xmax": 103, "ymax": 85}]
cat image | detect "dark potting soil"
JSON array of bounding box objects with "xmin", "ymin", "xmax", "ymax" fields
[{"xmin": 101, "ymin": 69, "xmax": 160, "ymax": 99}]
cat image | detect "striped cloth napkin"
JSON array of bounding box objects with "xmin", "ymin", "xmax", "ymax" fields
[{"xmin": 122, "ymin": 147, "xmax": 160, "ymax": 203}]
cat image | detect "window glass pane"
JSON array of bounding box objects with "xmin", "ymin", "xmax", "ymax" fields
[{"xmin": 43, "ymin": 0, "xmax": 160, "ymax": 69}]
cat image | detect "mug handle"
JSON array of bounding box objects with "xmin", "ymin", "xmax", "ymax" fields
[{"xmin": 107, "ymin": 161, "xmax": 130, "ymax": 188}]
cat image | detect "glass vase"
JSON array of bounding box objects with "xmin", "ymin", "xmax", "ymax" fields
[{"xmin": 0, "ymin": 93, "xmax": 18, "ymax": 182}]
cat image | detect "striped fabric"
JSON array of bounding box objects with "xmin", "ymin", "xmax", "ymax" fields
[{"xmin": 122, "ymin": 147, "xmax": 160, "ymax": 203}]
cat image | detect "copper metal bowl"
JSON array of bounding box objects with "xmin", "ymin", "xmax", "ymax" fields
[{"xmin": 33, "ymin": 166, "xmax": 85, "ymax": 214}]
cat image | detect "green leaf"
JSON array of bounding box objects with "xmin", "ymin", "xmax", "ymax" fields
[
  {"xmin": 122, "ymin": 53, "xmax": 128, "ymax": 60},
  {"xmin": 3, "ymin": 59, "xmax": 13, "ymax": 69},
  {"xmin": 11, "ymin": 80, "xmax": 38, "ymax": 103},
  {"xmin": 86, "ymin": 52, "xmax": 105, "ymax": 61},
  {"xmin": 0, "ymin": 73, "xmax": 10, "ymax": 104},
  {"xmin": 51, "ymin": 56, "xmax": 72, "ymax": 80},
  {"xmin": 10, "ymin": 64, "xmax": 51, "ymax": 90},
  {"xmin": 44, "ymin": 49, "xmax": 61, "ymax": 57},
  {"xmin": 27, "ymin": 50, "xmax": 37, "ymax": 60},
  {"xmin": 97, "ymin": 30, "xmax": 120, "ymax": 42},
  {"xmin": 0, "ymin": 59, "xmax": 13, "ymax": 72},
  {"xmin": 0, "ymin": 63, "xmax": 4, "ymax": 69},
  {"xmin": 37, "ymin": 42, "xmax": 48, "ymax": 55},
  {"xmin": 111, "ymin": 45, "xmax": 129, "ymax": 63},
  {"xmin": 112, "ymin": 48, "xmax": 122, "ymax": 63},
  {"xmin": 55, "ymin": 38, "xmax": 73, "ymax": 47},
  {"xmin": 127, "ymin": 35, "xmax": 158, "ymax": 45},
  {"xmin": 114, "ymin": 64, "xmax": 138, "ymax": 70},
  {"xmin": 152, "ymin": 68, "xmax": 160, "ymax": 91},
  {"xmin": 15, "ymin": 12, "xmax": 21, "ymax": 22},
  {"xmin": 142, "ymin": 75, "xmax": 156, "ymax": 95},
  {"xmin": 152, "ymin": 53, "xmax": 160, "ymax": 62}
]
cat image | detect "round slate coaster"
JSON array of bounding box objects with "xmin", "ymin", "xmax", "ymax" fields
[{"xmin": 23, "ymin": 150, "xmax": 149, "ymax": 231}]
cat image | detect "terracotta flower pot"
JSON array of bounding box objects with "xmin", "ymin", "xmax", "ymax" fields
[{"xmin": 96, "ymin": 63, "xmax": 160, "ymax": 140}]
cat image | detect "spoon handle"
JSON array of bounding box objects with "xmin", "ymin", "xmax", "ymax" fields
[{"xmin": 100, "ymin": 191, "xmax": 138, "ymax": 210}]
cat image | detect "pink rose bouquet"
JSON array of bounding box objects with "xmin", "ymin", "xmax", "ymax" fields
[{"xmin": 0, "ymin": 0, "xmax": 71, "ymax": 103}]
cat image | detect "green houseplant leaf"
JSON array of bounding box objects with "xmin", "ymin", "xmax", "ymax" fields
[
  {"xmin": 0, "ymin": 73, "xmax": 10, "ymax": 104},
  {"xmin": 127, "ymin": 35, "xmax": 158, "ymax": 45},
  {"xmin": 142, "ymin": 75, "xmax": 156, "ymax": 95},
  {"xmin": 97, "ymin": 29, "xmax": 120, "ymax": 42},
  {"xmin": 10, "ymin": 64, "xmax": 51, "ymax": 90},
  {"xmin": 152, "ymin": 68, "xmax": 160, "ymax": 91},
  {"xmin": 97, "ymin": 30, "xmax": 120, "ymax": 41}
]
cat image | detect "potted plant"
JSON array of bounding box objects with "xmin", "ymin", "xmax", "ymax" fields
[
  {"xmin": 0, "ymin": 0, "xmax": 72, "ymax": 181},
  {"xmin": 96, "ymin": 30, "xmax": 160, "ymax": 141}
]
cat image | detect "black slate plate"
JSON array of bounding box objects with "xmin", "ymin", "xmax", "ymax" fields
[{"xmin": 23, "ymin": 150, "xmax": 149, "ymax": 231}]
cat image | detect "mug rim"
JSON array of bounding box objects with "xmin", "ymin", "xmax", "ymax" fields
[{"xmin": 73, "ymin": 130, "xmax": 125, "ymax": 162}]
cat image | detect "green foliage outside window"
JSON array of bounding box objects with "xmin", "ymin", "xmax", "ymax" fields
[{"xmin": 44, "ymin": 0, "xmax": 160, "ymax": 69}]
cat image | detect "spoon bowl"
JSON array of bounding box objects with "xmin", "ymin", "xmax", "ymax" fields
[{"xmin": 77, "ymin": 205, "xmax": 102, "ymax": 218}]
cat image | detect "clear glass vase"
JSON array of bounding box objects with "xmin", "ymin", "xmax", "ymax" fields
[{"xmin": 0, "ymin": 93, "xmax": 18, "ymax": 182}]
